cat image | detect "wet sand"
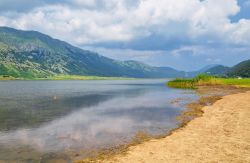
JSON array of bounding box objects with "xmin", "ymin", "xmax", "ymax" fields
[{"xmin": 99, "ymin": 90, "xmax": 250, "ymax": 163}]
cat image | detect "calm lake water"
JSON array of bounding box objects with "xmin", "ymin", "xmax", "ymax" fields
[{"xmin": 0, "ymin": 79, "xmax": 198, "ymax": 162}]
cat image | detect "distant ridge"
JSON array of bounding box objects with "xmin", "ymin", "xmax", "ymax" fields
[
  {"xmin": 227, "ymin": 59, "xmax": 250, "ymax": 77},
  {"xmin": 0, "ymin": 27, "xmax": 249, "ymax": 78},
  {"xmin": 204, "ymin": 65, "xmax": 230, "ymax": 76},
  {"xmin": 203, "ymin": 60, "xmax": 250, "ymax": 77},
  {"xmin": 0, "ymin": 26, "xmax": 184, "ymax": 78}
]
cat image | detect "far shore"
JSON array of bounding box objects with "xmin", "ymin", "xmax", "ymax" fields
[
  {"xmin": 76, "ymin": 85, "xmax": 250, "ymax": 163},
  {"xmin": 0, "ymin": 75, "xmax": 136, "ymax": 81}
]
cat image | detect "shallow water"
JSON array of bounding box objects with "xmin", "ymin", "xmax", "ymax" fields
[{"xmin": 0, "ymin": 79, "xmax": 198, "ymax": 162}]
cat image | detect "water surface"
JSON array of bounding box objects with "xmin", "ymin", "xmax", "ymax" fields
[{"xmin": 0, "ymin": 79, "xmax": 197, "ymax": 162}]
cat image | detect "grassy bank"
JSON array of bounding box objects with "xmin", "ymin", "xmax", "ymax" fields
[
  {"xmin": 37, "ymin": 75, "xmax": 134, "ymax": 80},
  {"xmin": 0, "ymin": 76, "xmax": 17, "ymax": 80},
  {"xmin": 0, "ymin": 75, "xmax": 134, "ymax": 81},
  {"xmin": 167, "ymin": 74, "xmax": 250, "ymax": 88}
]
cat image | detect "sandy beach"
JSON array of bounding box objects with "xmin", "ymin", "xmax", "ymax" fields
[{"xmin": 98, "ymin": 90, "xmax": 250, "ymax": 163}]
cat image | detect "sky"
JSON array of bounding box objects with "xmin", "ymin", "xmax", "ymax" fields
[{"xmin": 0, "ymin": 0, "xmax": 250, "ymax": 71}]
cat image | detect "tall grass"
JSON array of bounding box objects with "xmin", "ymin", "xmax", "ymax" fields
[
  {"xmin": 167, "ymin": 74, "xmax": 225, "ymax": 89},
  {"xmin": 0, "ymin": 75, "xmax": 16, "ymax": 80},
  {"xmin": 167, "ymin": 74, "xmax": 222, "ymax": 89},
  {"xmin": 167, "ymin": 78, "xmax": 196, "ymax": 89},
  {"xmin": 41, "ymin": 75, "xmax": 134, "ymax": 80},
  {"xmin": 168, "ymin": 74, "xmax": 250, "ymax": 89},
  {"xmin": 0, "ymin": 74, "xmax": 135, "ymax": 80},
  {"xmin": 218, "ymin": 78, "xmax": 250, "ymax": 88}
]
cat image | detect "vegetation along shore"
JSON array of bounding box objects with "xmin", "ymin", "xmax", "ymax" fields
[
  {"xmin": 167, "ymin": 74, "xmax": 250, "ymax": 88},
  {"xmin": 0, "ymin": 75, "xmax": 134, "ymax": 81}
]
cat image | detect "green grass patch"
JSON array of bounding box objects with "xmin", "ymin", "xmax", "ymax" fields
[
  {"xmin": 40, "ymin": 75, "xmax": 135, "ymax": 80},
  {"xmin": 218, "ymin": 78, "xmax": 250, "ymax": 88},
  {"xmin": 0, "ymin": 74, "xmax": 135, "ymax": 81},
  {"xmin": 0, "ymin": 75, "xmax": 17, "ymax": 80},
  {"xmin": 167, "ymin": 74, "xmax": 250, "ymax": 88},
  {"xmin": 167, "ymin": 74, "xmax": 222, "ymax": 89},
  {"xmin": 167, "ymin": 78, "xmax": 196, "ymax": 89},
  {"xmin": 0, "ymin": 75, "xmax": 135, "ymax": 80}
]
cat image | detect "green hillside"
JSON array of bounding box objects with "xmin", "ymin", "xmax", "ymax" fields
[
  {"xmin": 0, "ymin": 27, "xmax": 184, "ymax": 79},
  {"xmin": 205, "ymin": 65, "xmax": 230, "ymax": 76},
  {"xmin": 201, "ymin": 60, "xmax": 250, "ymax": 78},
  {"xmin": 227, "ymin": 59, "xmax": 250, "ymax": 77}
]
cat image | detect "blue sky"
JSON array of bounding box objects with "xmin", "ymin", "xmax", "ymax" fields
[{"xmin": 0, "ymin": 0, "xmax": 250, "ymax": 71}]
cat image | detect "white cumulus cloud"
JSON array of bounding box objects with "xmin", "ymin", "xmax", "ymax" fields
[
  {"xmin": 0, "ymin": 0, "xmax": 249, "ymax": 46},
  {"xmin": 0, "ymin": 0, "xmax": 250, "ymax": 70}
]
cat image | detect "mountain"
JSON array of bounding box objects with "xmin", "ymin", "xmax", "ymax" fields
[
  {"xmin": 184, "ymin": 64, "xmax": 221, "ymax": 77},
  {"xmin": 154, "ymin": 67, "xmax": 185, "ymax": 77},
  {"xmin": 0, "ymin": 27, "xmax": 184, "ymax": 78},
  {"xmin": 227, "ymin": 59, "xmax": 250, "ymax": 77},
  {"xmin": 198, "ymin": 64, "xmax": 220, "ymax": 73},
  {"xmin": 201, "ymin": 60, "xmax": 250, "ymax": 77},
  {"xmin": 204, "ymin": 65, "xmax": 230, "ymax": 76}
]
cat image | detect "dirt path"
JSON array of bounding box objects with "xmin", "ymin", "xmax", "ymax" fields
[{"xmin": 104, "ymin": 91, "xmax": 250, "ymax": 163}]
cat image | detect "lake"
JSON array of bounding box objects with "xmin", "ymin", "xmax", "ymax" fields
[{"xmin": 0, "ymin": 79, "xmax": 198, "ymax": 162}]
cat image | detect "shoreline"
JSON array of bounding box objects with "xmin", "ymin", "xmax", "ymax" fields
[
  {"xmin": 75, "ymin": 85, "xmax": 250, "ymax": 163},
  {"xmin": 0, "ymin": 77, "xmax": 136, "ymax": 81},
  {"xmin": 0, "ymin": 75, "xmax": 138, "ymax": 81}
]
